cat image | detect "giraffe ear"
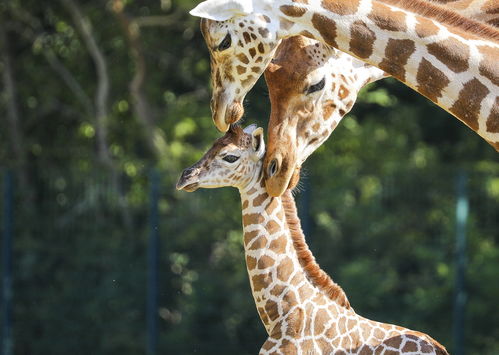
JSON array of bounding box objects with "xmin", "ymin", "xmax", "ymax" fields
[
  {"xmin": 251, "ymin": 127, "xmax": 265, "ymax": 161},
  {"xmin": 190, "ymin": 0, "xmax": 253, "ymax": 21},
  {"xmin": 243, "ymin": 124, "xmax": 257, "ymax": 134}
]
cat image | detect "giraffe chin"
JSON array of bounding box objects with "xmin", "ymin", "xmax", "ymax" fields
[
  {"xmin": 287, "ymin": 167, "xmax": 301, "ymax": 190},
  {"xmin": 180, "ymin": 183, "xmax": 199, "ymax": 192},
  {"xmin": 265, "ymin": 166, "xmax": 301, "ymax": 197}
]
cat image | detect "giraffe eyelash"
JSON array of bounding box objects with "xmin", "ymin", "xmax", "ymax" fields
[{"xmin": 306, "ymin": 77, "xmax": 326, "ymax": 94}]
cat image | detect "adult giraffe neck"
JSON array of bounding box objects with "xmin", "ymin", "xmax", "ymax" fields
[
  {"xmin": 262, "ymin": 0, "xmax": 499, "ymax": 148},
  {"xmin": 239, "ymin": 177, "xmax": 350, "ymax": 334}
]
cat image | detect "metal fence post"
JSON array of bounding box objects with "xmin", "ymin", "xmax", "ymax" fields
[
  {"xmin": 453, "ymin": 170, "xmax": 468, "ymax": 355},
  {"xmin": 1, "ymin": 171, "xmax": 14, "ymax": 355},
  {"xmin": 147, "ymin": 168, "xmax": 160, "ymax": 355}
]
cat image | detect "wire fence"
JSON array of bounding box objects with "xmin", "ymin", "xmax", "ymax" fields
[{"xmin": 1, "ymin": 166, "xmax": 498, "ymax": 355}]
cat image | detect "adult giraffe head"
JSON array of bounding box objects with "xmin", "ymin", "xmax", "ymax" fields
[
  {"xmin": 263, "ymin": 36, "xmax": 387, "ymax": 197},
  {"xmin": 191, "ymin": 0, "xmax": 281, "ymax": 132},
  {"xmin": 176, "ymin": 124, "xmax": 266, "ymax": 191}
]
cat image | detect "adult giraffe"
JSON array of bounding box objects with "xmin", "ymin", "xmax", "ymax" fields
[
  {"xmin": 190, "ymin": 0, "xmax": 499, "ymax": 146},
  {"xmin": 261, "ymin": 1, "xmax": 499, "ymax": 196},
  {"xmin": 177, "ymin": 124, "xmax": 448, "ymax": 354}
]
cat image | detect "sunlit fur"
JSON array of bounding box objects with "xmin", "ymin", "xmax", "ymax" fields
[
  {"xmin": 199, "ymin": 16, "xmax": 280, "ymax": 132},
  {"xmin": 383, "ymin": 0, "xmax": 499, "ymax": 40},
  {"xmin": 263, "ymin": 36, "xmax": 387, "ymax": 197},
  {"xmin": 177, "ymin": 126, "xmax": 448, "ymax": 354},
  {"xmin": 192, "ymin": 0, "xmax": 499, "ymax": 152}
]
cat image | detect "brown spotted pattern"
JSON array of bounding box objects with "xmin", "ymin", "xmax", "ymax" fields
[
  {"xmin": 194, "ymin": 0, "xmax": 499, "ymax": 149},
  {"xmin": 198, "ymin": 17, "xmax": 280, "ymax": 132},
  {"xmin": 177, "ymin": 127, "xmax": 449, "ymax": 354},
  {"xmin": 379, "ymin": 39, "xmax": 416, "ymax": 81},
  {"xmin": 416, "ymin": 58, "xmax": 450, "ymax": 102}
]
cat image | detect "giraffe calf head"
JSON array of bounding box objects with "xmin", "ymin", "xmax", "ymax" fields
[
  {"xmin": 191, "ymin": 0, "xmax": 280, "ymax": 132},
  {"xmin": 176, "ymin": 124, "xmax": 266, "ymax": 191}
]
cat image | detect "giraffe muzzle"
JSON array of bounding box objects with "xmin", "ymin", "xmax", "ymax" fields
[
  {"xmin": 213, "ymin": 98, "xmax": 244, "ymax": 132},
  {"xmin": 176, "ymin": 167, "xmax": 200, "ymax": 192}
]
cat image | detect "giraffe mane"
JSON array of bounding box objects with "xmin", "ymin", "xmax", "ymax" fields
[
  {"xmin": 281, "ymin": 190, "xmax": 352, "ymax": 309},
  {"xmin": 379, "ymin": 0, "xmax": 499, "ymax": 42}
]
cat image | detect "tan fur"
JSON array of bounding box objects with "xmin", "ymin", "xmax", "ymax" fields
[
  {"xmin": 379, "ymin": 0, "xmax": 499, "ymax": 41},
  {"xmin": 281, "ymin": 190, "xmax": 351, "ymax": 309}
]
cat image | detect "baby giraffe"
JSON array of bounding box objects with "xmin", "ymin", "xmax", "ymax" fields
[{"xmin": 176, "ymin": 124, "xmax": 448, "ymax": 355}]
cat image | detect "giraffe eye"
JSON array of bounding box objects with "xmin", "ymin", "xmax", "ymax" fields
[
  {"xmin": 223, "ymin": 155, "xmax": 239, "ymax": 163},
  {"xmin": 306, "ymin": 77, "xmax": 326, "ymax": 94},
  {"xmin": 218, "ymin": 33, "xmax": 232, "ymax": 51}
]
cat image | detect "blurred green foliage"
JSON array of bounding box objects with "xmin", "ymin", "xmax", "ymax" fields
[{"xmin": 0, "ymin": 0, "xmax": 498, "ymax": 354}]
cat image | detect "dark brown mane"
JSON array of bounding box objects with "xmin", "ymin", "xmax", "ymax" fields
[
  {"xmin": 281, "ymin": 190, "xmax": 351, "ymax": 309},
  {"xmin": 379, "ymin": 0, "xmax": 499, "ymax": 42}
]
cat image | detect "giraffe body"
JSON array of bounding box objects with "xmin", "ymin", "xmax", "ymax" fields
[
  {"xmin": 191, "ymin": 0, "xmax": 499, "ymax": 148},
  {"xmin": 177, "ymin": 125, "xmax": 448, "ymax": 354}
]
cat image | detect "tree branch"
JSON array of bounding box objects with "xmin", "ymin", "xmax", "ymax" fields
[
  {"xmin": 134, "ymin": 14, "xmax": 182, "ymax": 27},
  {"xmin": 44, "ymin": 50, "xmax": 95, "ymax": 117},
  {"xmin": 7, "ymin": 6, "xmax": 94, "ymax": 119},
  {"xmin": 112, "ymin": 0, "xmax": 166, "ymax": 158},
  {"xmin": 60, "ymin": 0, "xmax": 112, "ymax": 166}
]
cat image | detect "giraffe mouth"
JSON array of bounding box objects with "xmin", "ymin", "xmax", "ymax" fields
[
  {"xmin": 182, "ymin": 183, "xmax": 199, "ymax": 192},
  {"xmin": 176, "ymin": 180, "xmax": 199, "ymax": 192},
  {"xmin": 176, "ymin": 168, "xmax": 200, "ymax": 192},
  {"xmin": 213, "ymin": 100, "xmax": 244, "ymax": 132}
]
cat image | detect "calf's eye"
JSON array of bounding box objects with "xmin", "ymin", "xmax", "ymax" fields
[{"xmin": 223, "ymin": 155, "xmax": 239, "ymax": 163}]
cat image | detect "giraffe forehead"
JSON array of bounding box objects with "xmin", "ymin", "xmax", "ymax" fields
[{"xmin": 219, "ymin": 143, "xmax": 243, "ymax": 154}]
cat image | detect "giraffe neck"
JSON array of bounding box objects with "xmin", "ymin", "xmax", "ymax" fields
[
  {"xmin": 239, "ymin": 178, "xmax": 350, "ymax": 335},
  {"xmin": 257, "ymin": 0, "xmax": 499, "ymax": 149},
  {"xmin": 238, "ymin": 181, "xmax": 449, "ymax": 353},
  {"xmin": 300, "ymin": 50, "xmax": 387, "ymax": 162}
]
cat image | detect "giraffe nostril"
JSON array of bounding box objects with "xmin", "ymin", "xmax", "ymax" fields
[
  {"xmin": 181, "ymin": 167, "xmax": 193, "ymax": 179},
  {"xmin": 268, "ymin": 159, "xmax": 279, "ymax": 178}
]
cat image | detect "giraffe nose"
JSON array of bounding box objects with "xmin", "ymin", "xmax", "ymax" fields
[
  {"xmin": 180, "ymin": 167, "xmax": 195, "ymax": 180},
  {"xmin": 267, "ymin": 159, "xmax": 279, "ymax": 178},
  {"xmin": 176, "ymin": 166, "xmax": 199, "ymax": 191}
]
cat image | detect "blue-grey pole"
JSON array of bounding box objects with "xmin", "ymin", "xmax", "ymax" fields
[
  {"xmin": 2, "ymin": 171, "xmax": 13, "ymax": 355},
  {"xmin": 453, "ymin": 170, "xmax": 468, "ymax": 355},
  {"xmin": 147, "ymin": 168, "xmax": 160, "ymax": 355}
]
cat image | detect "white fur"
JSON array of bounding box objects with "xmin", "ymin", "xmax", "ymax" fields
[
  {"xmin": 243, "ymin": 123, "xmax": 258, "ymax": 134},
  {"xmin": 251, "ymin": 127, "xmax": 265, "ymax": 161},
  {"xmin": 190, "ymin": 0, "xmax": 253, "ymax": 21}
]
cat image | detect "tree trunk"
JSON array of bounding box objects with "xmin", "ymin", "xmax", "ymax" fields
[
  {"xmin": 112, "ymin": 0, "xmax": 166, "ymax": 159},
  {"xmin": 60, "ymin": 0, "xmax": 112, "ymax": 167}
]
